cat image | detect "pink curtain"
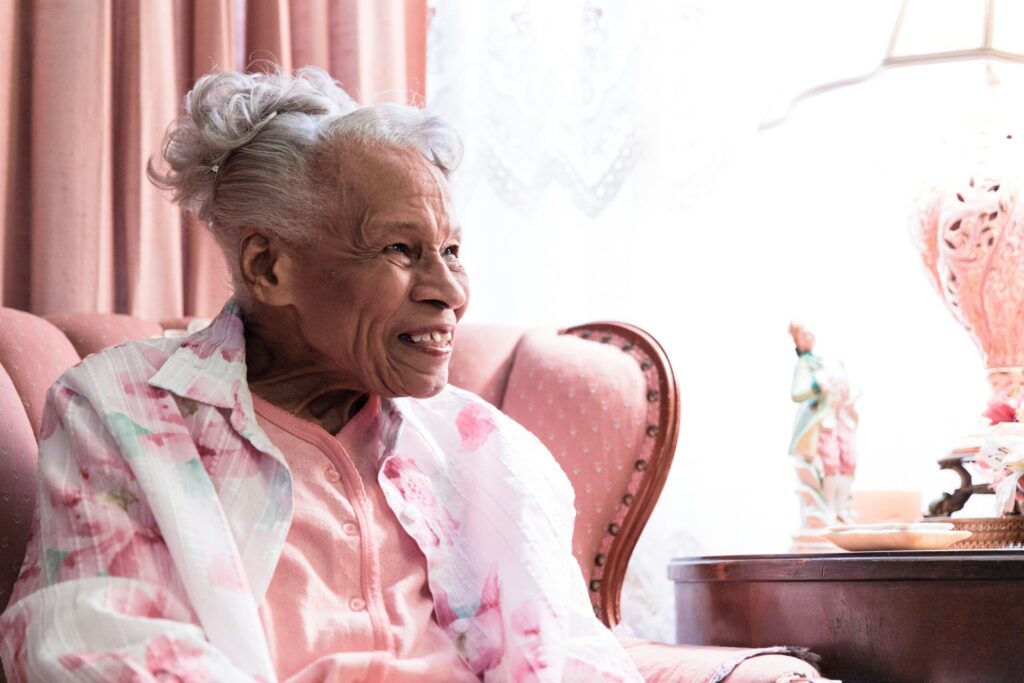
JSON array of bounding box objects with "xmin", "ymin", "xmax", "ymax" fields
[{"xmin": 0, "ymin": 0, "xmax": 428, "ymax": 319}]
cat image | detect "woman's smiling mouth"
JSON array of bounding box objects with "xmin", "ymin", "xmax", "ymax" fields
[{"xmin": 398, "ymin": 327, "xmax": 454, "ymax": 355}]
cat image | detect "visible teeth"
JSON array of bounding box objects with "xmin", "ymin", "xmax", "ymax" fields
[{"xmin": 406, "ymin": 331, "xmax": 452, "ymax": 345}]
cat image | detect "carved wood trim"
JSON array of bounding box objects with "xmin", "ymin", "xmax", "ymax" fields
[
  {"xmin": 927, "ymin": 454, "xmax": 994, "ymax": 517},
  {"xmin": 559, "ymin": 321, "xmax": 680, "ymax": 627}
]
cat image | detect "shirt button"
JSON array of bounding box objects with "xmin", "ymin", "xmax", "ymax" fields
[
  {"xmin": 325, "ymin": 468, "xmax": 340, "ymax": 483},
  {"xmin": 349, "ymin": 597, "xmax": 366, "ymax": 612},
  {"xmin": 342, "ymin": 522, "xmax": 359, "ymax": 536}
]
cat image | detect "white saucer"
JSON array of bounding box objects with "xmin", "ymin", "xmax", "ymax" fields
[
  {"xmin": 826, "ymin": 521, "xmax": 955, "ymax": 533},
  {"xmin": 823, "ymin": 528, "xmax": 972, "ymax": 551}
]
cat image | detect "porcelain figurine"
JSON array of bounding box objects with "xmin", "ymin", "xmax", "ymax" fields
[{"xmin": 788, "ymin": 322, "xmax": 859, "ymax": 530}]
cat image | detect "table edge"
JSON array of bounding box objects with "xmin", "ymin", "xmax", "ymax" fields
[{"xmin": 668, "ymin": 549, "xmax": 1024, "ymax": 582}]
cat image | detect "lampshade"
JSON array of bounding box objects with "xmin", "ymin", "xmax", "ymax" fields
[
  {"xmin": 887, "ymin": 0, "xmax": 1024, "ymax": 66},
  {"xmin": 761, "ymin": 0, "xmax": 1024, "ymax": 130}
]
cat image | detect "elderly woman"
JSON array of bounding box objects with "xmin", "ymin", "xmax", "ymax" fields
[{"xmin": 0, "ymin": 69, "xmax": 820, "ymax": 683}]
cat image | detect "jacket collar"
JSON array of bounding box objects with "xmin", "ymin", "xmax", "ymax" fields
[{"xmin": 148, "ymin": 299, "xmax": 281, "ymax": 460}]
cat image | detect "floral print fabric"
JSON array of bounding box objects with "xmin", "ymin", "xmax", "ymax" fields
[{"xmin": 0, "ymin": 301, "xmax": 640, "ymax": 682}]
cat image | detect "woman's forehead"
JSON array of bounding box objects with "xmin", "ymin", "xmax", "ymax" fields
[
  {"xmin": 318, "ymin": 140, "xmax": 446, "ymax": 193},
  {"xmin": 313, "ymin": 142, "xmax": 454, "ymax": 237}
]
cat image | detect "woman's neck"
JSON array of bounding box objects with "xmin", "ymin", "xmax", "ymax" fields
[{"xmin": 244, "ymin": 318, "xmax": 366, "ymax": 435}]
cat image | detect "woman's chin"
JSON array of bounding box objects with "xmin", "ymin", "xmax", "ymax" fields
[
  {"xmin": 413, "ymin": 378, "xmax": 449, "ymax": 399},
  {"xmin": 384, "ymin": 374, "xmax": 449, "ymax": 400}
]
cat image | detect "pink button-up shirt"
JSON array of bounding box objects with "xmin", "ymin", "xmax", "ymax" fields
[{"xmin": 254, "ymin": 395, "xmax": 477, "ymax": 682}]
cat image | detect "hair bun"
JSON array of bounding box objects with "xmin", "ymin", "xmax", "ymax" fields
[{"xmin": 148, "ymin": 67, "xmax": 357, "ymax": 221}]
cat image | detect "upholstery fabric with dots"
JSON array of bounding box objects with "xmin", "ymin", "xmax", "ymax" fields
[
  {"xmin": 0, "ymin": 308, "xmax": 81, "ymax": 435},
  {"xmin": 500, "ymin": 329, "xmax": 649, "ymax": 590},
  {"xmin": 45, "ymin": 312, "xmax": 163, "ymax": 358},
  {"xmin": 447, "ymin": 325, "xmax": 526, "ymax": 407},
  {"xmin": 159, "ymin": 316, "xmax": 195, "ymax": 332},
  {"xmin": 0, "ymin": 362, "xmax": 36, "ymax": 612}
]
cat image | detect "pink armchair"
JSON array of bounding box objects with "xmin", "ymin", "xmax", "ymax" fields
[{"xmin": 0, "ymin": 308, "xmax": 821, "ymax": 682}]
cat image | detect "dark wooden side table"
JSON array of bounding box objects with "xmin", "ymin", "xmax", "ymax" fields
[{"xmin": 670, "ymin": 550, "xmax": 1024, "ymax": 683}]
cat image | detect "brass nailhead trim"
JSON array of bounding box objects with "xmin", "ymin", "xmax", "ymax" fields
[
  {"xmin": 640, "ymin": 360, "xmax": 653, "ymax": 370},
  {"xmin": 595, "ymin": 553, "xmax": 606, "ymax": 566},
  {"xmin": 647, "ymin": 390, "xmax": 659, "ymax": 402},
  {"xmin": 646, "ymin": 425, "xmax": 658, "ymax": 437},
  {"xmin": 608, "ymin": 523, "xmax": 620, "ymax": 535},
  {"xmin": 622, "ymin": 342, "xmax": 634, "ymax": 351},
  {"xmin": 622, "ymin": 493, "xmax": 635, "ymax": 505},
  {"xmin": 590, "ymin": 579, "xmax": 602, "ymax": 592},
  {"xmin": 601, "ymin": 334, "xmax": 612, "ymax": 343},
  {"xmin": 580, "ymin": 330, "xmax": 592, "ymax": 339},
  {"xmin": 634, "ymin": 459, "xmax": 648, "ymax": 471}
]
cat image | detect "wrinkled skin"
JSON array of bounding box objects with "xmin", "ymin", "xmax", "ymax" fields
[{"xmin": 240, "ymin": 140, "xmax": 469, "ymax": 433}]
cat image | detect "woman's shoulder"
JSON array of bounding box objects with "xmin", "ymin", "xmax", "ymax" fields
[
  {"xmin": 420, "ymin": 384, "xmax": 529, "ymax": 437},
  {"xmin": 408, "ymin": 385, "xmax": 574, "ymax": 491},
  {"xmin": 57, "ymin": 335, "xmax": 184, "ymax": 394}
]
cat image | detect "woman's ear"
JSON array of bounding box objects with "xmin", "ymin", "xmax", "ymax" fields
[{"xmin": 239, "ymin": 231, "xmax": 297, "ymax": 307}]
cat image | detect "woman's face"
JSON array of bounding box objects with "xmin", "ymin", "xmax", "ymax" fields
[{"xmin": 276, "ymin": 142, "xmax": 469, "ymax": 398}]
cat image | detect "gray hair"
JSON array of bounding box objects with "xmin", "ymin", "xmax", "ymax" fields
[{"xmin": 147, "ymin": 67, "xmax": 463, "ymax": 305}]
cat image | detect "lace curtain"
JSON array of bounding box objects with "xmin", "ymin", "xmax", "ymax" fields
[
  {"xmin": 428, "ymin": 2, "xmax": 646, "ymax": 217},
  {"xmin": 425, "ymin": 1, "xmax": 744, "ymax": 219}
]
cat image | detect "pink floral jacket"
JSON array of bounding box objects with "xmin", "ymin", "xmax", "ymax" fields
[{"xmin": 0, "ymin": 302, "xmax": 641, "ymax": 682}]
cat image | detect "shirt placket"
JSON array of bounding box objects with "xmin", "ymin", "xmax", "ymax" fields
[{"xmin": 310, "ymin": 430, "xmax": 395, "ymax": 673}]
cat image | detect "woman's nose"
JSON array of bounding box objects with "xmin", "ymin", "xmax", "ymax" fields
[{"xmin": 411, "ymin": 255, "xmax": 468, "ymax": 310}]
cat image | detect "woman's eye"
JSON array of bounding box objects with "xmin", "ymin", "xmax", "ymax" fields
[
  {"xmin": 443, "ymin": 245, "xmax": 460, "ymax": 258},
  {"xmin": 385, "ymin": 244, "xmax": 410, "ymax": 254}
]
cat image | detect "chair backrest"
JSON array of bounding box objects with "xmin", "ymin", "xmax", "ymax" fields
[
  {"xmin": 451, "ymin": 323, "xmax": 680, "ymax": 626},
  {"xmin": 0, "ymin": 310, "xmax": 679, "ymax": 629},
  {"xmin": 44, "ymin": 312, "xmax": 163, "ymax": 358},
  {"xmin": 0, "ymin": 308, "xmax": 82, "ymax": 436},
  {"xmin": 0, "ymin": 361, "xmax": 38, "ymax": 614}
]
